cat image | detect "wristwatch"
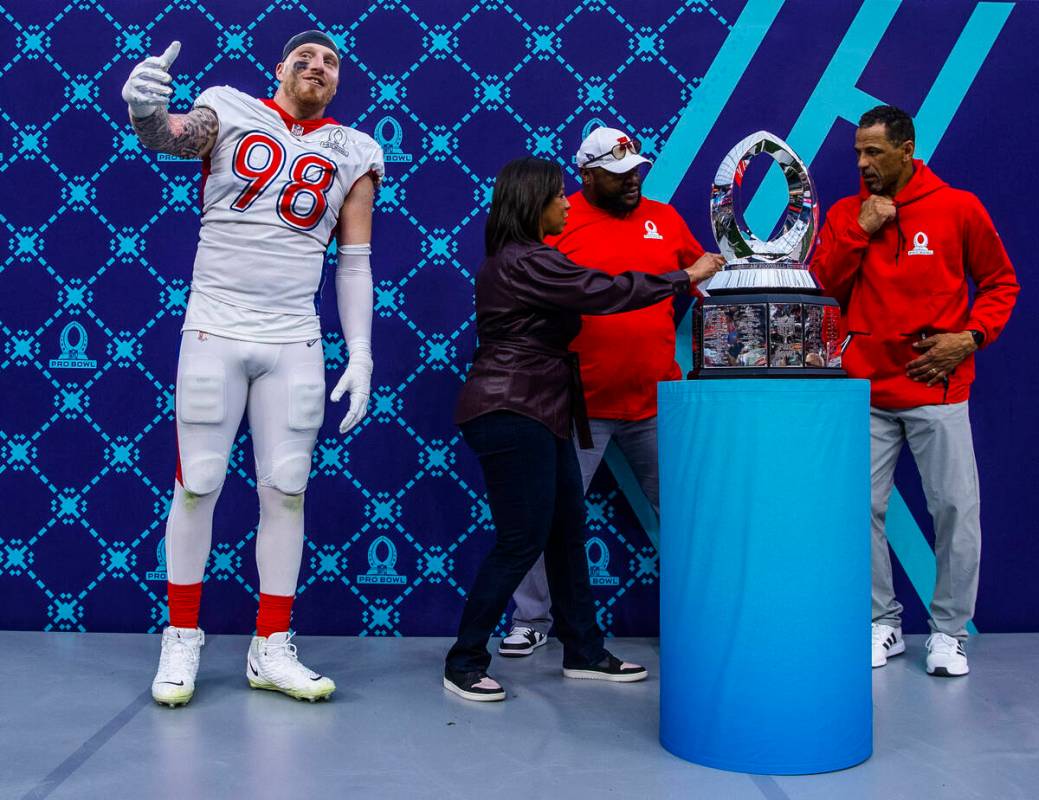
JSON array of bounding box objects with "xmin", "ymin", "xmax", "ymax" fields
[{"xmin": 967, "ymin": 329, "xmax": 984, "ymax": 347}]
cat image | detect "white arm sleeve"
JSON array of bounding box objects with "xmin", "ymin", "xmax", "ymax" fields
[{"xmin": 336, "ymin": 243, "xmax": 374, "ymax": 364}]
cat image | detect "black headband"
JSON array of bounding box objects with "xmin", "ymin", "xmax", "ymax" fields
[{"xmin": 282, "ymin": 30, "xmax": 339, "ymax": 61}]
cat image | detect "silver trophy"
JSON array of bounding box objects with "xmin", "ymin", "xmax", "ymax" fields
[{"xmin": 692, "ymin": 131, "xmax": 844, "ymax": 377}]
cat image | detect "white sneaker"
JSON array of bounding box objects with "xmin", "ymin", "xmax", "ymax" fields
[
  {"xmin": 926, "ymin": 632, "xmax": 969, "ymax": 677},
  {"xmin": 498, "ymin": 625, "xmax": 548, "ymax": 657},
  {"xmin": 246, "ymin": 632, "xmax": 336, "ymax": 701},
  {"xmin": 151, "ymin": 626, "xmax": 204, "ymax": 707},
  {"xmin": 872, "ymin": 623, "xmax": 905, "ymax": 668}
]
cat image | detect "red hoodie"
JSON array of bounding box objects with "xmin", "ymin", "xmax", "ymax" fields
[{"xmin": 812, "ymin": 161, "xmax": 1019, "ymax": 409}]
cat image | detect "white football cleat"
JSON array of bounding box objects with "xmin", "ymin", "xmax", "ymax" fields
[
  {"xmin": 871, "ymin": 622, "xmax": 905, "ymax": 668},
  {"xmin": 246, "ymin": 632, "xmax": 336, "ymax": 702},
  {"xmin": 151, "ymin": 626, "xmax": 204, "ymax": 707},
  {"xmin": 926, "ymin": 632, "xmax": 969, "ymax": 677}
]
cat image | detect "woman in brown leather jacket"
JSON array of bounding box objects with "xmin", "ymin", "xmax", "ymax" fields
[{"xmin": 444, "ymin": 157, "xmax": 724, "ymax": 701}]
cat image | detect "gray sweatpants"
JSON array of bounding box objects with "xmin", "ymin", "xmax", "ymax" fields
[
  {"xmin": 510, "ymin": 417, "xmax": 660, "ymax": 635},
  {"xmin": 870, "ymin": 402, "xmax": 981, "ymax": 641}
]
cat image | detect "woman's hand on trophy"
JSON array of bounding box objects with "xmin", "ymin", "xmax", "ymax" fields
[{"xmin": 686, "ymin": 253, "xmax": 726, "ymax": 283}]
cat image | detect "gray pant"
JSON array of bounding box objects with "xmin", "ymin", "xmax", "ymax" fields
[
  {"xmin": 870, "ymin": 402, "xmax": 981, "ymax": 641},
  {"xmin": 510, "ymin": 417, "xmax": 660, "ymax": 635}
]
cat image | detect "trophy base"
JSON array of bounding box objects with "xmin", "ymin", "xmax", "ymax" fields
[
  {"xmin": 688, "ymin": 367, "xmax": 848, "ymax": 379},
  {"xmin": 701, "ymin": 266, "xmax": 820, "ymax": 295},
  {"xmin": 691, "ymin": 292, "xmax": 845, "ymax": 378}
]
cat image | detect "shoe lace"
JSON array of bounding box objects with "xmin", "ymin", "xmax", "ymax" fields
[
  {"xmin": 261, "ymin": 633, "xmax": 323, "ymax": 682},
  {"xmin": 160, "ymin": 630, "xmax": 201, "ymax": 670},
  {"xmin": 926, "ymin": 633, "xmax": 957, "ymax": 655},
  {"xmin": 264, "ymin": 633, "xmax": 299, "ymax": 662},
  {"xmin": 508, "ymin": 626, "xmax": 533, "ymax": 638}
]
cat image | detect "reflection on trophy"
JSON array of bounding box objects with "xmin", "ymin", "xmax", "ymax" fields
[{"xmin": 691, "ymin": 132, "xmax": 845, "ymax": 377}]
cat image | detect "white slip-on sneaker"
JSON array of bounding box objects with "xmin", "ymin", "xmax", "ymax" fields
[
  {"xmin": 246, "ymin": 632, "xmax": 336, "ymax": 701},
  {"xmin": 872, "ymin": 622, "xmax": 905, "ymax": 668},
  {"xmin": 926, "ymin": 632, "xmax": 969, "ymax": 677},
  {"xmin": 151, "ymin": 626, "xmax": 204, "ymax": 707},
  {"xmin": 498, "ymin": 626, "xmax": 548, "ymax": 657}
]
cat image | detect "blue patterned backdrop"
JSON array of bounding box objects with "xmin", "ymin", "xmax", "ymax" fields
[{"xmin": 0, "ymin": 0, "xmax": 1035, "ymax": 636}]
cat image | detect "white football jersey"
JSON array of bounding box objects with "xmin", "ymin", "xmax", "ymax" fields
[{"xmin": 188, "ymin": 86, "xmax": 384, "ymax": 321}]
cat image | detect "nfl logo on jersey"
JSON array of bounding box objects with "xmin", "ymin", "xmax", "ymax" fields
[{"xmin": 291, "ymin": 123, "xmax": 304, "ymax": 137}]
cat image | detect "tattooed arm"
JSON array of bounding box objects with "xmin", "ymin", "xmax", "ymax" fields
[
  {"xmin": 121, "ymin": 40, "xmax": 218, "ymax": 159},
  {"xmin": 131, "ymin": 107, "xmax": 219, "ymax": 159}
]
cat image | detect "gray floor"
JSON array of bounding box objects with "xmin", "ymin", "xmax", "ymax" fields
[{"xmin": 1, "ymin": 634, "xmax": 1037, "ymax": 800}]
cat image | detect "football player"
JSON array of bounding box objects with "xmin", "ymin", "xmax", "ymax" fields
[{"xmin": 122, "ymin": 30, "xmax": 383, "ymax": 705}]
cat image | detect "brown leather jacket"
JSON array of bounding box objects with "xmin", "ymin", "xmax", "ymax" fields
[{"xmin": 454, "ymin": 240, "xmax": 690, "ymax": 445}]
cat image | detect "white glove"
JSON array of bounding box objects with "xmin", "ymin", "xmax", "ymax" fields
[
  {"xmin": 330, "ymin": 352, "xmax": 373, "ymax": 434},
  {"xmin": 121, "ymin": 40, "xmax": 181, "ymax": 118}
]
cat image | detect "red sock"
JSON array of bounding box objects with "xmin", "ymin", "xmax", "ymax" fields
[
  {"xmin": 256, "ymin": 593, "xmax": 294, "ymax": 638},
  {"xmin": 167, "ymin": 582, "xmax": 203, "ymax": 629}
]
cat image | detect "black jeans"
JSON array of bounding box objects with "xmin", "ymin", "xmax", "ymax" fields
[{"xmin": 446, "ymin": 411, "xmax": 607, "ymax": 674}]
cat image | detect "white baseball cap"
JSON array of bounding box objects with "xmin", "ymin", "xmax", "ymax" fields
[{"xmin": 575, "ymin": 127, "xmax": 651, "ymax": 173}]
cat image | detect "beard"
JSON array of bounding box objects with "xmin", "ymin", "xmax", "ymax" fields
[
  {"xmin": 286, "ymin": 74, "xmax": 335, "ymax": 115},
  {"xmin": 600, "ymin": 187, "xmax": 641, "ymax": 214}
]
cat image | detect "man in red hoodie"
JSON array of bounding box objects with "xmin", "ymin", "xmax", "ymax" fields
[{"xmin": 813, "ymin": 105, "xmax": 1018, "ymax": 677}]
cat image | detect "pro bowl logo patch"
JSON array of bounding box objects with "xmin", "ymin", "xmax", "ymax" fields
[
  {"xmin": 320, "ymin": 127, "xmax": 350, "ymax": 157},
  {"xmin": 907, "ymin": 231, "xmax": 934, "ymax": 256}
]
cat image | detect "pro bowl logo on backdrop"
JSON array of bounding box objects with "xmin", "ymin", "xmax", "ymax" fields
[
  {"xmin": 572, "ymin": 117, "xmax": 608, "ymax": 163},
  {"xmin": 356, "ymin": 535, "xmax": 407, "ymax": 585},
  {"xmin": 374, "ymin": 116, "xmax": 412, "ymax": 163},
  {"xmin": 586, "ymin": 537, "xmax": 619, "ymax": 586},
  {"xmin": 49, "ymin": 322, "xmax": 97, "ymax": 369},
  {"xmin": 146, "ymin": 537, "xmax": 167, "ymax": 582}
]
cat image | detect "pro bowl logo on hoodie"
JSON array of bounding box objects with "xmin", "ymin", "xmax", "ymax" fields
[{"xmin": 907, "ymin": 231, "xmax": 934, "ymax": 256}]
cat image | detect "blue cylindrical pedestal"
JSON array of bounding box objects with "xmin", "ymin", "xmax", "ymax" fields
[{"xmin": 658, "ymin": 379, "xmax": 872, "ymax": 774}]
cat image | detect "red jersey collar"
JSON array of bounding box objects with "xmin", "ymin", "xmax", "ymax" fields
[{"xmin": 261, "ymin": 98, "xmax": 338, "ymax": 134}]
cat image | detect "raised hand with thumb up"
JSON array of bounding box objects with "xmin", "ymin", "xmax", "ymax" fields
[{"xmin": 121, "ymin": 41, "xmax": 181, "ymax": 119}]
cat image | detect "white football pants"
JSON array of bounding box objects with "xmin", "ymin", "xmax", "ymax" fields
[{"xmin": 164, "ymin": 331, "xmax": 325, "ymax": 596}]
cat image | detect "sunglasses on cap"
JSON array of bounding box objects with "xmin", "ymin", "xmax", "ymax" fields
[{"xmin": 583, "ymin": 138, "xmax": 642, "ymax": 166}]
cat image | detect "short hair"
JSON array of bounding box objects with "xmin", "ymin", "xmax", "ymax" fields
[
  {"xmin": 858, "ymin": 105, "xmax": 915, "ymax": 146},
  {"xmin": 484, "ymin": 157, "xmax": 563, "ymax": 256}
]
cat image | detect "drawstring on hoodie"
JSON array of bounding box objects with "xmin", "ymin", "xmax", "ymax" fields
[{"xmin": 894, "ymin": 206, "xmax": 905, "ymax": 266}]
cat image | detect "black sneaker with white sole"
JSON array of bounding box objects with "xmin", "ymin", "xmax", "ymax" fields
[
  {"xmin": 498, "ymin": 625, "xmax": 548, "ymax": 657},
  {"xmin": 443, "ymin": 668, "xmax": 507, "ymax": 702},
  {"xmin": 562, "ymin": 652, "xmax": 648, "ymax": 682}
]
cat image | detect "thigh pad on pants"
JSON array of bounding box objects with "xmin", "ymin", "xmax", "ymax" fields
[
  {"xmin": 177, "ymin": 354, "xmax": 230, "ymax": 495},
  {"xmin": 259, "ymin": 368, "xmax": 324, "ymax": 495}
]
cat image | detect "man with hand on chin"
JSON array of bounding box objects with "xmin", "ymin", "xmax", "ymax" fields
[
  {"xmin": 122, "ymin": 31, "xmax": 383, "ymax": 705},
  {"xmin": 813, "ymin": 105, "xmax": 1018, "ymax": 678}
]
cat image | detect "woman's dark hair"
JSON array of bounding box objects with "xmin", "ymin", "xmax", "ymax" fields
[{"xmin": 484, "ymin": 157, "xmax": 564, "ymax": 256}]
